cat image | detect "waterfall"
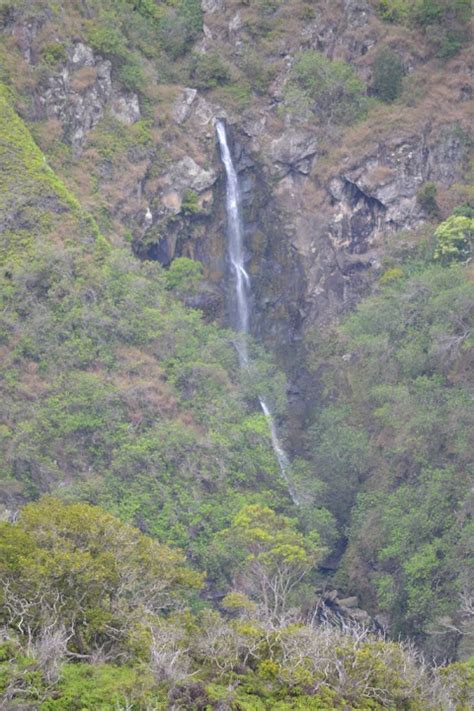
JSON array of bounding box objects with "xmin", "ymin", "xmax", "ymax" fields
[
  {"xmin": 215, "ymin": 119, "xmax": 250, "ymax": 366},
  {"xmin": 216, "ymin": 119, "xmax": 299, "ymax": 507}
]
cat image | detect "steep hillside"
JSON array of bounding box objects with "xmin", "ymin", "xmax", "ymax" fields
[
  {"xmin": 0, "ymin": 81, "xmax": 102, "ymax": 267},
  {"xmin": 0, "ymin": 0, "xmax": 473, "ymax": 708},
  {"xmin": 0, "ymin": 80, "xmax": 295, "ymax": 571}
]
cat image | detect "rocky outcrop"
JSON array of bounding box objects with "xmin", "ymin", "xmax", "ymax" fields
[
  {"xmin": 313, "ymin": 588, "xmax": 386, "ymax": 631},
  {"xmin": 268, "ymin": 128, "xmax": 318, "ymax": 178},
  {"xmin": 172, "ymin": 88, "xmax": 198, "ymax": 125},
  {"xmin": 34, "ymin": 42, "xmax": 140, "ymax": 151},
  {"xmin": 4, "ymin": 9, "xmax": 142, "ymax": 152}
]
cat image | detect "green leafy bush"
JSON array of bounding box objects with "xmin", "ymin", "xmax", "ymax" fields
[
  {"xmin": 41, "ymin": 42, "xmax": 67, "ymax": 66},
  {"xmin": 372, "ymin": 47, "xmax": 404, "ymax": 102},
  {"xmin": 285, "ymin": 50, "xmax": 368, "ymax": 125},
  {"xmin": 87, "ymin": 20, "xmax": 129, "ymax": 61},
  {"xmin": 117, "ymin": 54, "xmax": 146, "ymax": 92},
  {"xmin": 190, "ymin": 52, "xmax": 232, "ymax": 88},
  {"xmin": 180, "ymin": 188, "xmax": 201, "ymax": 215},
  {"xmin": 417, "ymin": 181, "xmax": 440, "ymax": 218},
  {"xmin": 376, "ymin": 0, "xmax": 471, "ymax": 57},
  {"xmin": 434, "ymin": 214, "xmax": 473, "ymax": 263},
  {"xmin": 165, "ymin": 256, "xmax": 203, "ymax": 293}
]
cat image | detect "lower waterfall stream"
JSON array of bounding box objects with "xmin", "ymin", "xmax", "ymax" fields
[{"xmin": 215, "ymin": 119, "xmax": 299, "ymax": 506}]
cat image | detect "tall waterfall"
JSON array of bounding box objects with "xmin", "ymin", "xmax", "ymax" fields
[{"xmin": 216, "ymin": 119, "xmax": 299, "ymax": 506}]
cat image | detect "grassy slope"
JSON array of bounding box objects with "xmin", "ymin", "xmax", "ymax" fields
[{"xmin": 0, "ymin": 82, "xmax": 103, "ymax": 268}]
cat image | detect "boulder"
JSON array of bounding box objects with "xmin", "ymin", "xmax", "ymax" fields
[
  {"xmin": 338, "ymin": 596, "xmax": 359, "ymax": 608},
  {"xmin": 172, "ymin": 88, "xmax": 198, "ymax": 125},
  {"xmin": 110, "ymin": 92, "xmax": 141, "ymax": 126},
  {"xmin": 202, "ymin": 0, "xmax": 225, "ymax": 13},
  {"xmin": 268, "ymin": 128, "xmax": 318, "ymax": 178},
  {"xmin": 171, "ymin": 157, "xmax": 217, "ymax": 194}
]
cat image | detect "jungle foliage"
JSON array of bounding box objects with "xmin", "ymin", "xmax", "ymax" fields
[
  {"xmin": 1, "ymin": 499, "xmax": 471, "ymax": 710},
  {"xmin": 304, "ymin": 214, "xmax": 474, "ymax": 658}
]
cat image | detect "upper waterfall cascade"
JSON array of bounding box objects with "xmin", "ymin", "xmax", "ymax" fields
[{"xmin": 215, "ymin": 119, "xmax": 299, "ymax": 506}]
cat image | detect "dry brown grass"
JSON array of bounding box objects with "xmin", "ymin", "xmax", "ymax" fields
[
  {"xmin": 70, "ymin": 66, "xmax": 98, "ymax": 93},
  {"xmin": 315, "ymin": 48, "xmax": 473, "ymax": 184},
  {"xmin": 366, "ymin": 164, "xmax": 396, "ymax": 186},
  {"xmin": 32, "ymin": 118, "xmax": 64, "ymax": 152},
  {"xmin": 112, "ymin": 347, "xmax": 181, "ymax": 424}
]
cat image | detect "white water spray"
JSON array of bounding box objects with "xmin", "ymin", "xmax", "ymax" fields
[{"xmin": 216, "ymin": 119, "xmax": 299, "ymax": 506}]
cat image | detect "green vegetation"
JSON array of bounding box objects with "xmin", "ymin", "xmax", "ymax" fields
[
  {"xmin": 284, "ymin": 50, "xmax": 368, "ymax": 125},
  {"xmin": 0, "ymin": 77, "xmax": 296, "ymax": 586},
  {"xmin": 0, "ymin": 498, "xmax": 200, "ymax": 658},
  {"xmin": 190, "ymin": 51, "xmax": 232, "ymax": 89},
  {"xmin": 372, "ymin": 46, "xmax": 404, "ymax": 102},
  {"xmin": 0, "ymin": 0, "xmax": 472, "ymax": 706},
  {"xmin": 164, "ymin": 255, "xmax": 203, "ymax": 294},
  {"xmin": 219, "ymin": 504, "xmax": 322, "ymax": 619},
  {"xmin": 180, "ymin": 188, "xmax": 201, "ymax": 215},
  {"xmin": 376, "ymin": 0, "xmax": 471, "ymax": 57},
  {"xmin": 86, "ymin": 0, "xmax": 203, "ymax": 65},
  {"xmin": 41, "ymin": 41, "xmax": 67, "ymax": 66},
  {"xmin": 416, "ymin": 181, "xmax": 440, "ymax": 218},
  {"xmin": 1, "ymin": 499, "xmax": 471, "ymax": 709},
  {"xmin": 434, "ymin": 213, "xmax": 473, "ymax": 263},
  {"xmin": 0, "ymin": 239, "xmax": 296, "ymax": 572},
  {"xmin": 0, "ymin": 82, "xmax": 101, "ymax": 267},
  {"xmin": 305, "ymin": 219, "xmax": 473, "ymax": 656}
]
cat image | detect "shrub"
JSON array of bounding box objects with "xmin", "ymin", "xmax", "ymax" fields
[
  {"xmin": 215, "ymin": 82, "xmax": 252, "ymax": 110},
  {"xmin": 434, "ymin": 214, "xmax": 473, "ymax": 264},
  {"xmin": 453, "ymin": 202, "xmax": 474, "ymax": 219},
  {"xmin": 240, "ymin": 47, "xmax": 276, "ymax": 95},
  {"xmin": 159, "ymin": 12, "xmax": 191, "ymax": 59},
  {"xmin": 157, "ymin": 0, "xmax": 203, "ymax": 59},
  {"xmin": 165, "ymin": 257, "xmax": 203, "ymax": 295},
  {"xmin": 87, "ymin": 21, "xmax": 128, "ymax": 61},
  {"xmin": 178, "ymin": 0, "xmax": 203, "ymax": 39},
  {"xmin": 417, "ymin": 181, "xmax": 440, "ymax": 218},
  {"xmin": 117, "ymin": 55, "xmax": 146, "ymax": 92},
  {"xmin": 191, "ymin": 52, "xmax": 231, "ymax": 89},
  {"xmin": 379, "ymin": 266, "xmax": 404, "ymax": 285},
  {"xmin": 285, "ymin": 50, "xmax": 368, "ymax": 125},
  {"xmin": 41, "ymin": 42, "xmax": 67, "ymax": 66},
  {"xmin": 181, "ymin": 189, "xmax": 201, "ymax": 215},
  {"xmin": 372, "ymin": 47, "xmax": 404, "ymax": 102},
  {"xmin": 376, "ymin": 0, "xmax": 471, "ymax": 58}
]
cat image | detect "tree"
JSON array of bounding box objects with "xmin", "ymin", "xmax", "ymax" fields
[
  {"xmin": 165, "ymin": 256, "xmax": 203, "ymax": 295},
  {"xmin": 286, "ymin": 50, "xmax": 368, "ymax": 125},
  {"xmin": 434, "ymin": 214, "xmax": 473, "ymax": 264},
  {"xmin": 0, "ymin": 498, "xmax": 201, "ymax": 660},
  {"xmin": 372, "ymin": 47, "xmax": 404, "ymax": 102},
  {"xmin": 220, "ymin": 505, "xmax": 321, "ymax": 622}
]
